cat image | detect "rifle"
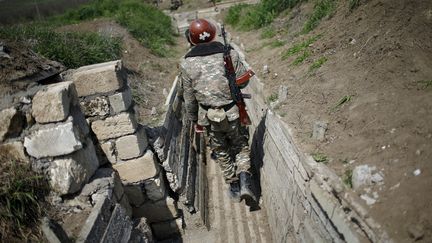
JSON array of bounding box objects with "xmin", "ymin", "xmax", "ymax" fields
[{"xmin": 221, "ymin": 25, "xmax": 252, "ymax": 126}]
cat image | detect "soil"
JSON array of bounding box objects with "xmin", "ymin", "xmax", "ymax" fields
[{"xmin": 228, "ymin": 0, "xmax": 432, "ymax": 242}]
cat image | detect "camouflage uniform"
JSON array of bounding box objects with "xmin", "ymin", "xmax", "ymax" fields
[{"xmin": 179, "ymin": 41, "xmax": 251, "ymax": 183}]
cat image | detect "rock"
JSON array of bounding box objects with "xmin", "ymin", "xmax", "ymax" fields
[
  {"xmin": 151, "ymin": 107, "xmax": 157, "ymax": 116},
  {"xmin": 65, "ymin": 60, "xmax": 126, "ymax": 97},
  {"xmin": 162, "ymin": 88, "xmax": 168, "ymax": 97},
  {"xmin": 100, "ymin": 141, "xmax": 118, "ymax": 164},
  {"xmin": 132, "ymin": 197, "xmax": 178, "ymax": 223},
  {"xmin": 20, "ymin": 96, "xmax": 32, "ymax": 104},
  {"xmin": 77, "ymin": 196, "xmax": 112, "ymax": 243},
  {"xmin": 371, "ymin": 172, "xmax": 384, "ymax": 183},
  {"xmin": 81, "ymin": 168, "xmax": 123, "ymax": 200},
  {"xmin": 415, "ymin": 149, "xmax": 421, "ymax": 155},
  {"xmin": 119, "ymin": 195, "xmax": 133, "ymax": 218},
  {"xmin": 41, "ymin": 217, "xmax": 71, "ymax": 243},
  {"xmin": 124, "ymin": 184, "xmax": 146, "ymax": 207},
  {"xmin": 312, "ymin": 121, "xmax": 328, "ymax": 141},
  {"xmin": 100, "ymin": 204, "xmax": 133, "ymax": 243},
  {"xmin": 49, "ymin": 139, "xmax": 99, "ymax": 195},
  {"xmin": 113, "ymin": 150, "xmax": 159, "ymax": 183},
  {"xmin": 116, "ymin": 127, "xmax": 148, "ymax": 160},
  {"xmin": 360, "ymin": 194, "xmax": 376, "ymax": 205},
  {"xmin": 263, "ymin": 65, "xmax": 270, "ymax": 74},
  {"xmin": 109, "ymin": 88, "xmax": 133, "ymax": 114},
  {"xmin": 79, "ymin": 96, "xmax": 110, "ymax": 117},
  {"xmin": 91, "ymin": 112, "xmax": 137, "ymax": 141},
  {"xmin": 0, "ymin": 141, "xmax": 29, "ymax": 163},
  {"xmin": 352, "ymin": 165, "xmax": 373, "ymax": 189},
  {"xmin": 408, "ymin": 224, "xmax": 424, "ymax": 241},
  {"xmin": 24, "ymin": 121, "xmax": 83, "ymax": 159},
  {"xmin": 129, "ymin": 218, "xmax": 154, "ymax": 243},
  {"xmin": 32, "ymin": 82, "xmax": 77, "ymax": 124},
  {"xmin": 0, "ymin": 107, "xmax": 25, "ymax": 142},
  {"xmin": 413, "ymin": 169, "xmax": 421, "ymax": 176},
  {"xmin": 144, "ymin": 173, "xmax": 166, "ymax": 201},
  {"xmin": 278, "ymin": 85, "xmax": 288, "ymax": 103}
]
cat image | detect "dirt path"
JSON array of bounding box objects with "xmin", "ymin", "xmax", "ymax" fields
[{"xmin": 182, "ymin": 151, "xmax": 275, "ymax": 243}]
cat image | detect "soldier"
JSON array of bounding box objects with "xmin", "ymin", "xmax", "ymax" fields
[{"xmin": 179, "ymin": 19, "xmax": 256, "ymax": 203}]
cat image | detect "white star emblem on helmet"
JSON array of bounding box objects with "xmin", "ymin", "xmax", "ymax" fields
[{"xmin": 199, "ymin": 31, "xmax": 210, "ymax": 40}]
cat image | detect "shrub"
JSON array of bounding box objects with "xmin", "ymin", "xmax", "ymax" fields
[
  {"xmin": 0, "ymin": 150, "xmax": 49, "ymax": 241},
  {"xmin": 0, "ymin": 25, "xmax": 122, "ymax": 69}
]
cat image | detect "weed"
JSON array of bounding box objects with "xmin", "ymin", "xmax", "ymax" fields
[
  {"xmin": 261, "ymin": 27, "xmax": 276, "ymax": 39},
  {"xmin": 225, "ymin": 0, "xmax": 303, "ymax": 30},
  {"xmin": 309, "ymin": 56, "xmax": 327, "ymax": 71},
  {"xmin": 303, "ymin": 0, "xmax": 336, "ymax": 34},
  {"xmin": 281, "ymin": 35, "xmax": 320, "ymax": 60},
  {"xmin": 343, "ymin": 169, "xmax": 353, "ymax": 188},
  {"xmin": 331, "ymin": 95, "xmax": 352, "ymax": 111},
  {"xmin": 292, "ymin": 50, "xmax": 310, "ymax": 65},
  {"xmin": 342, "ymin": 158, "xmax": 349, "ymax": 164},
  {"xmin": 0, "ymin": 151, "xmax": 49, "ymax": 241},
  {"xmin": 348, "ymin": 0, "xmax": 360, "ymax": 10},
  {"xmin": 312, "ymin": 152, "xmax": 328, "ymax": 164},
  {"xmin": 417, "ymin": 80, "xmax": 432, "ymax": 89},
  {"xmin": 267, "ymin": 93, "xmax": 279, "ymax": 103}
]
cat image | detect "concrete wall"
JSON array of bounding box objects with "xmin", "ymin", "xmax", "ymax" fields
[{"xmin": 235, "ymin": 44, "xmax": 392, "ymax": 243}]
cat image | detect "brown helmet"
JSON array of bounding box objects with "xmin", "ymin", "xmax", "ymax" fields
[{"xmin": 188, "ymin": 19, "xmax": 216, "ymax": 45}]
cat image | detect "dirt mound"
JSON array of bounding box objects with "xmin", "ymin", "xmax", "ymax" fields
[{"xmin": 231, "ymin": 0, "xmax": 432, "ymax": 241}]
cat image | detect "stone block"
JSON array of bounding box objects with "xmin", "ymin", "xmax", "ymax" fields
[
  {"xmin": 129, "ymin": 218, "xmax": 154, "ymax": 243},
  {"xmin": 80, "ymin": 168, "xmax": 124, "ymax": 201},
  {"xmin": 151, "ymin": 218, "xmax": 182, "ymax": 240},
  {"xmin": 109, "ymin": 88, "xmax": 132, "ymax": 114},
  {"xmin": 32, "ymin": 81, "xmax": 76, "ymax": 124},
  {"xmin": 0, "ymin": 141, "xmax": 28, "ymax": 163},
  {"xmin": 50, "ymin": 139, "xmax": 99, "ymax": 195},
  {"xmin": 100, "ymin": 141, "xmax": 118, "ymax": 164},
  {"xmin": 119, "ymin": 194, "xmax": 133, "ymax": 218},
  {"xmin": 0, "ymin": 107, "xmax": 25, "ymax": 142},
  {"xmin": 113, "ymin": 150, "xmax": 159, "ymax": 183},
  {"xmin": 41, "ymin": 217, "xmax": 71, "ymax": 243},
  {"xmin": 144, "ymin": 173, "xmax": 166, "ymax": 201},
  {"xmin": 132, "ymin": 197, "xmax": 178, "ymax": 223},
  {"xmin": 116, "ymin": 127, "xmax": 148, "ymax": 160},
  {"xmin": 91, "ymin": 112, "xmax": 137, "ymax": 140},
  {"xmin": 24, "ymin": 121, "xmax": 83, "ymax": 159},
  {"xmin": 124, "ymin": 184, "xmax": 146, "ymax": 207},
  {"xmin": 77, "ymin": 196, "xmax": 112, "ymax": 243},
  {"xmin": 67, "ymin": 60, "xmax": 125, "ymax": 97},
  {"xmin": 80, "ymin": 96, "xmax": 110, "ymax": 117},
  {"xmin": 101, "ymin": 204, "xmax": 133, "ymax": 243}
]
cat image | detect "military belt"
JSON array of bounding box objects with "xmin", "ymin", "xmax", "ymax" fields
[{"xmin": 199, "ymin": 102, "xmax": 236, "ymax": 112}]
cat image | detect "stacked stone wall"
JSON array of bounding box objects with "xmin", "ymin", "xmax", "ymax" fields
[{"xmin": 233, "ymin": 44, "xmax": 391, "ymax": 243}]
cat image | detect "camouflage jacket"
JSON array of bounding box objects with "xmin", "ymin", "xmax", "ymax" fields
[{"xmin": 179, "ymin": 41, "xmax": 247, "ymax": 126}]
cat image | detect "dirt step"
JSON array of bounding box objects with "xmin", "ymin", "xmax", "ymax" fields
[{"xmin": 182, "ymin": 151, "xmax": 272, "ymax": 243}]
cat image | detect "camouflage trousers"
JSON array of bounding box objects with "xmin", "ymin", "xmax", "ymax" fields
[{"xmin": 208, "ymin": 119, "xmax": 251, "ymax": 183}]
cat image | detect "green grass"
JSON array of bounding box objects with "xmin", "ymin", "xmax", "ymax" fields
[
  {"xmin": 0, "ymin": 25, "xmax": 122, "ymax": 69},
  {"xmin": 331, "ymin": 95, "xmax": 352, "ymax": 111},
  {"xmin": 292, "ymin": 50, "xmax": 310, "ymax": 65},
  {"xmin": 281, "ymin": 35, "xmax": 320, "ymax": 60},
  {"xmin": 268, "ymin": 40, "xmax": 286, "ymax": 48},
  {"xmin": 303, "ymin": 0, "xmax": 336, "ymax": 34},
  {"xmin": 225, "ymin": 0, "xmax": 303, "ymax": 30},
  {"xmin": 0, "ymin": 150, "xmax": 49, "ymax": 241},
  {"xmin": 267, "ymin": 93, "xmax": 279, "ymax": 103},
  {"xmin": 417, "ymin": 80, "xmax": 432, "ymax": 90},
  {"xmin": 312, "ymin": 152, "xmax": 328, "ymax": 164},
  {"xmin": 348, "ymin": 0, "xmax": 360, "ymax": 10},
  {"xmin": 343, "ymin": 169, "xmax": 353, "ymax": 188},
  {"xmin": 309, "ymin": 56, "xmax": 327, "ymax": 71},
  {"xmin": 261, "ymin": 27, "xmax": 277, "ymax": 39}
]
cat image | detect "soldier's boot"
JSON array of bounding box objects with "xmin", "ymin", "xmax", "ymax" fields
[
  {"xmin": 228, "ymin": 180, "xmax": 241, "ymax": 202},
  {"xmin": 239, "ymin": 172, "xmax": 257, "ymax": 203}
]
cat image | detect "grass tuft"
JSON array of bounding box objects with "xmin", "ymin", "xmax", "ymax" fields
[
  {"xmin": 303, "ymin": 0, "xmax": 336, "ymax": 34},
  {"xmin": 281, "ymin": 35, "xmax": 320, "ymax": 60},
  {"xmin": 417, "ymin": 80, "xmax": 432, "ymax": 90},
  {"xmin": 0, "ymin": 150, "xmax": 49, "ymax": 241},
  {"xmin": 261, "ymin": 27, "xmax": 277, "ymax": 39},
  {"xmin": 292, "ymin": 50, "xmax": 310, "ymax": 65},
  {"xmin": 309, "ymin": 56, "xmax": 327, "ymax": 71},
  {"xmin": 312, "ymin": 152, "xmax": 328, "ymax": 164},
  {"xmin": 343, "ymin": 169, "xmax": 353, "ymax": 188},
  {"xmin": 267, "ymin": 93, "xmax": 279, "ymax": 103},
  {"xmin": 331, "ymin": 95, "xmax": 352, "ymax": 111},
  {"xmin": 348, "ymin": 0, "xmax": 360, "ymax": 10}
]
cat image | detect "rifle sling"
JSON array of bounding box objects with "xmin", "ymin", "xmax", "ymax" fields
[{"xmin": 185, "ymin": 42, "xmax": 229, "ymax": 58}]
